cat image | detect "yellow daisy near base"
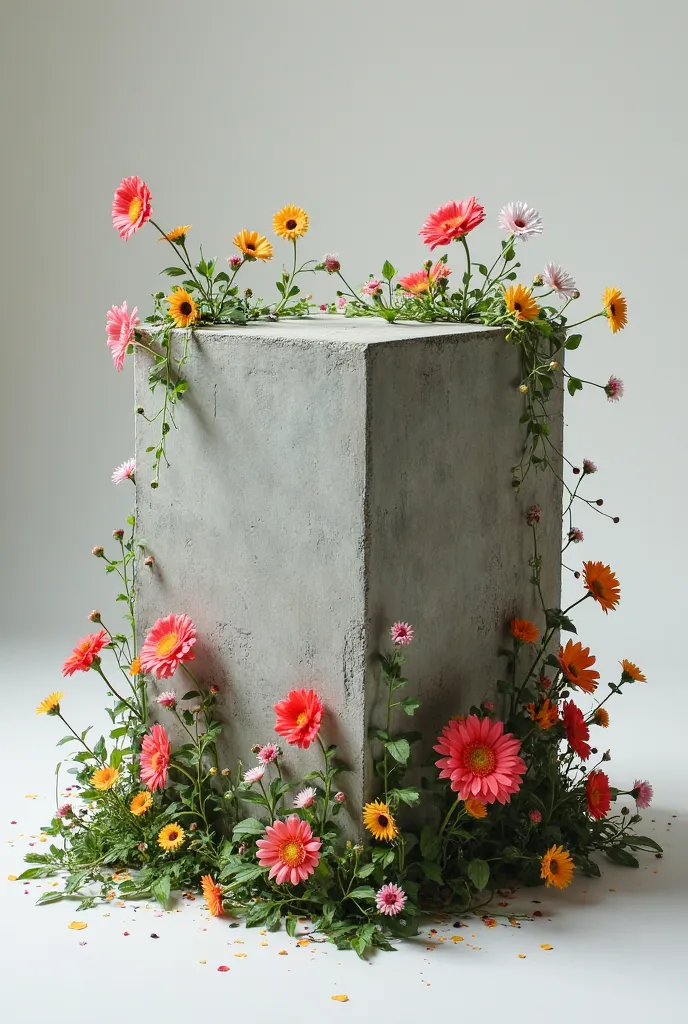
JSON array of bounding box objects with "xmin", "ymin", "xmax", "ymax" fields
[
  {"xmin": 273, "ymin": 205, "xmax": 309, "ymax": 241},
  {"xmin": 603, "ymin": 286, "xmax": 627, "ymax": 333},
  {"xmin": 167, "ymin": 288, "xmax": 199, "ymax": 328},
  {"xmin": 35, "ymin": 691, "xmax": 64, "ymax": 715},
  {"xmin": 464, "ymin": 798, "xmax": 488, "ymax": 819},
  {"xmin": 362, "ymin": 799, "xmax": 398, "ymax": 842},
  {"xmin": 158, "ymin": 822, "xmax": 185, "ymax": 851},
  {"xmin": 540, "ymin": 844, "xmax": 574, "ymax": 890},
  {"xmin": 233, "ymin": 229, "xmax": 273, "ymax": 261},
  {"xmin": 157, "ymin": 225, "xmax": 192, "ymax": 244},
  {"xmin": 129, "ymin": 790, "xmax": 153, "ymax": 816},
  {"xmin": 91, "ymin": 766, "xmax": 120, "ymax": 791},
  {"xmin": 504, "ymin": 283, "xmax": 540, "ymax": 321}
]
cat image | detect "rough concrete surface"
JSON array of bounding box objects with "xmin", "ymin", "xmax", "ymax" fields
[{"xmin": 134, "ymin": 316, "xmax": 563, "ymax": 832}]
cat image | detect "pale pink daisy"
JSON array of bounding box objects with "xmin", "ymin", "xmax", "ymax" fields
[
  {"xmin": 569, "ymin": 527, "xmax": 584, "ymax": 543},
  {"xmin": 111, "ymin": 458, "xmax": 136, "ymax": 485},
  {"xmin": 323, "ymin": 253, "xmax": 341, "ymax": 274},
  {"xmin": 361, "ymin": 278, "xmax": 383, "ymax": 297},
  {"xmin": 498, "ymin": 202, "xmax": 543, "ymax": 242},
  {"xmin": 106, "ymin": 301, "xmax": 139, "ymax": 372},
  {"xmin": 632, "ymin": 779, "xmax": 653, "ymax": 810},
  {"xmin": 336, "ymin": 296, "xmax": 348, "ymax": 310},
  {"xmin": 293, "ymin": 786, "xmax": 316, "ymax": 809},
  {"xmin": 156, "ymin": 691, "xmax": 177, "ymax": 709},
  {"xmin": 375, "ymin": 883, "xmax": 407, "ymax": 917},
  {"xmin": 391, "ymin": 622, "xmax": 414, "ymax": 646},
  {"xmin": 243, "ymin": 765, "xmax": 266, "ymax": 785},
  {"xmin": 256, "ymin": 815, "xmax": 322, "ymax": 885},
  {"xmin": 605, "ymin": 375, "xmax": 624, "ymax": 402},
  {"xmin": 542, "ymin": 262, "xmax": 577, "ymax": 298},
  {"xmin": 257, "ymin": 743, "xmax": 279, "ymax": 766},
  {"xmin": 112, "ymin": 175, "xmax": 152, "ymax": 240},
  {"xmin": 583, "ymin": 459, "xmax": 598, "ymax": 475},
  {"xmin": 139, "ymin": 613, "xmax": 197, "ymax": 679}
]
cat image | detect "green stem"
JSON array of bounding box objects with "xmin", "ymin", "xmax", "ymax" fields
[{"xmin": 460, "ymin": 236, "xmax": 472, "ymax": 318}]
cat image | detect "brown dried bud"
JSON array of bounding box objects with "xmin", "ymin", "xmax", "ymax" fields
[
  {"xmin": 144, "ymin": 555, "xmax": 155, "ymax": 567},
  {"xmin": 88, "ymin": 610, "xmax": 102, "ymax": 623},
  {"xmin": 222, "ymin": 768, "xmax": 231, "ymax": 777},
  {"xmin": 113, "ymin": 528, "xmax": 124, "ymax": 540},
  {"xmin": 92, "ymin": 546, "xmax": 104, "ymax": 558},
  {"xmin": 189, "ymin": 822, "xmax": 198, "ymax": 832}
]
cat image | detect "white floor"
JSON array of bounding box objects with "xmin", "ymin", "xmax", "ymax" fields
[{"xmin": 2, "ymin": 653, "xmax": 686, "ymax": 1023}]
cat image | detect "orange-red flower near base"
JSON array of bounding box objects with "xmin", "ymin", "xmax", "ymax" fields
[
  {"xmin": 62, "ymin": 630, "xmax": 109, "ymax": 677},
  {"xmin": 526, "ymin": 698, "xmax": 559, "ymax": 730},
  {"xmin": 620, "ymin": 659, "xmax": 646, "ymax": 683},
  {"xmin": 558, "ymin": 639, "xmax": 600, "ymax": 694},
  {"xmin": 586, "ymin": 770, "xmax": 612, "ymax": 819},
  {"xmin": 583, "ymin": 561, "xmax": 620, "ymax": 613},
  {"xmin": 274, "ymin": 688, "xmax": 324, "ymax": 749},
  {"xmin": 201, "ymin": 874, "xmax": 224, "ymax": 917},
  {"xmin": 510, "ymin": 618, "xmax": 539, "ymax": 644},
  {"xmin": 562, "ymin": 701, "xmax": 591, "ymax": 760}
]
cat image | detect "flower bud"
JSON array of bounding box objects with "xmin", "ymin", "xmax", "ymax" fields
[
  {"xmin": 227, "ymin": 255, "xmax": 242, "ymax": 269},
  {"xmin": 238, "ymin": 842, "xmax": 247, "ymax": 855},
  {"xmin": 572, "ymin": 466, "xmax": 581, "ymax": 474},
  {"xmin": 189, "ymin": 821, "xmax": 198, "ymax": 831},
  {"xmin": 221, "ymin": 768, "xmax": 231, "ymax": 777},
  {"xmin": 144, "ymin": 555, "xmax": 155, "ymax": 567},
  {"xmin": 334, "ymin": 791, "xmax": 346, "ymax": 804},
  {"xmin": 251, "ymin": 744, "xmax": 261, "ymax": 754},
  {"xmin": 549, "ymin": 360, "xmax": 559, "ymax": 370},
  {"xmin": 518, "ymin": 383, "xmax": 528, "ymax": 393},
  {"xmin": 209, "ymin": 766, "xmax": 217, "ymax": 775},
  {"xmin": 572, "ymin": 290, "xmax": 580, "ymax": 299},
  {"xmin": 613, "ymin": 517, "xmax": 620, "ymax": 524},
  {"xmin": 529, "ymin": 809, "xmax": 542, "ymax": 823},
  {"xmin": 136, "ymin": 406, "xmax": 145, "ymax": 415},
  {"xmin": 209, "ymin": 684, "xmax": 220, "ymax": 694},
  {"xmin": 532, "ymin": 273, "xmax": 543, "ymax": 287},
  {"xmin": 526, "ymin": 505, "xmax": 541, "ymax": 525},
  {"xmin": 244, "ymin": 288, "xmax": 253, "ymax": 298},
  {"xmin": 113, "ymin": 528, "xmax": 124, "ymax": 540},
  {"xmin": 88, "ymin": 610, "xmax": 102, "ymax": 623},
  {"xmin": 323, "ymin": 253, "xmax": 341, "ymax": 274},
  {"xmin": 596, "ymin": 498, "xmax": 604, "ymax": 506},
  {"xmin": 137, "ymin": 842, "xmax": 148, "ymax": 852},
  {"xmin": 621, "ymin": 806, "xmax": 630, "ymax": 816},
  {"xmin": 602, "ymin": 750, "xmax": 611, "ymax": 761},
  {"xmin": 92, "ymin": 546, "xmax": 104, "ymax": 558}
]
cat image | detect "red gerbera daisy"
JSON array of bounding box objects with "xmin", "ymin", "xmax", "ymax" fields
[
  {"xmin": 140, "ymin": 723, "xmax": 171, "ymax": 790},
  {"xmin": 434, "ymin": 714, "xmax": 526, "ymax": 805},
  {"xmin": 274, "ymin": 688, "xmax": 324, "ymax": 749},
  {"xmin": 419, "ymin": 197, "xmax": 486, "ymax": 250},
  {"xmin": 586, "ymin": 770, "xmax": 612, "ymax": 819},
  {"xmin": 62, "ymin": 630, "xmax": 109, "ymax": 676},
  {"xmin": 562, "ymin": 701, "xmax": 591, "ymax": 760}
]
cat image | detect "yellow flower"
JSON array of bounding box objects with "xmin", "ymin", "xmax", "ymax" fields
[
  {"xmin": 129, "ymin": 791, "xmax": 153, "ymax": 816},
  {"xmin": 272, "ymin": 205, "xmax": 309, "ymax": 241},
  {"xmin": 91, "ymin": 766, "xmax": 120, "ymax": 791},
  {"xmin": 540, "ymin": 844, "xmax": 574, "ymax": 889},
  {"xmin": 603, "ymin": 286, "xmax": 627, "ymax": 333},
  {"xmin": 35, "ymin": 691, "xmax": 64, "ymax": 716},
  {"xmin": 593, "ymin": 707, "xmax": 610, "ymax": 728},
  {"xmin": 464, "ymin": 798, "xmax": 487, "ymax": 819},
  {"xmin": 129, "ymin": 657, "xmax": 141, "ymax": 677},
  {"xmin": 504, "ymin": 284, "xmax": 540, "ymax": 321},
  {"xmin": 233, "ymin": 229, "xmax": 273, "ymax": 261},
  {"xmin": 167, "ymin": 288, "xmax": 199, "ymax": 328},
  {"xmin": 362, "ymin": 800, "xmax": 397, "ymax": 842},
  {"xmin": 158, "ymin": 822, "xmax": 186, "ymax": 852},
  {"xmin": 157, "ymin": 225, "xmax": 192, "ymax": 244}
]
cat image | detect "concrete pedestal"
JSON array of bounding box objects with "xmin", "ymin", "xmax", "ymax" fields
[{"xmin": 134, "ymin": 317, "xmax": 562, "ymax": 827}]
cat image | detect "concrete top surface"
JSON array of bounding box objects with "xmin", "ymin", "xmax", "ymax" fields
[{"xmin": 143, "ymin": 314, "xmax": 504, "ymax": 347}]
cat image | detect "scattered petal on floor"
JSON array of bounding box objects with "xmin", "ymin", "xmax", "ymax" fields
[
  {"xmin": 68, "ymin": 921, "xmax": 87, "ymax": 930},
  {"xmin": 540, "ymin": 943, "xmax": 553, "ymax": 950},
  {"xmin": 331, "ymin": 994, "xmax": 349, "ymax": 1002},
  {"xmin": 217, "ymin": 965, "xmax": 230, "ymax": 972}
]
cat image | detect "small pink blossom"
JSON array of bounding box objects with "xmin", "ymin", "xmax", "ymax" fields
[
  {"xmin": 542, "ymin": 262, "xmax": 577, "ymax": 298},
  {"xmin": 569, "ymin": 527, "xmax": 584, "ymax": 543},
  {"xmin": 529, "ymin": 809, "xmax": 542, "ymax": 823},
  {"xmin": 361, "ymin": 278, "xmax": 383, "ymax": 297},
  {"xmin": 583, "ymin": 459, "xmax": 598, "ymax": 475},
  {"xmin": 633, "ymin": 779, "xmax": 653, "ymax": 810},
  {"xmin": 106, "ymin": 301, "xmax": 139, "ymax": 372},
  {"xmin": 527, "ymin": 505, "xmax": 541, "ymax": 525},
  {"xmin": 323, "ymin": 253, "xmax": 341, "ymax": 274},
  {"xmin": 227, "ymin": 255, "xmax": 243, "ymax": 269},
  {"xmin": 375, "ymin": 883, "xmax": 407, "ymax": 917},
  {"xmin": 293, "ymin": 786, "xmax": 316, "ymax": 809},
  {"xmin": 319, "ymin": 303, "xmax": 328, "ymax": 311},
  {"xmin": 243, "ymin": 766, "xmax": 266, "ymax": 785},
  {"xmin": 257, "ymin": 743, "xmax": 279, "ymax": 766},
  {"xmin": 334, "ymin": 791, "xmax": 346, "ymax": 804},
  {"xmin": 112, "ymin": 458, "xmax": 136, "ymax": 485},
  {"xmin": 482, "ymin": 700, "xmax": 496, "ymax": 712},
  {"xmin": 391, "ymin": 622, "xmax": 414, "ymax": 646},
  {"xmin": 336, "ymin": 296, "xmax": 348, "ymax": 310},
  {"xmin": 498, "ymin": 202, "xmax": 543, "ymax": 241},
  {"xmin": 605, "ymin": 376, "xmax": 624, "ymax": 402},
  {"xmin": 156, "ymin": 691, "xmax": 177, "ymax": 709},
  {"xmin": 57, "ymin": 803, "xmax": 72, "ymax": 818}
]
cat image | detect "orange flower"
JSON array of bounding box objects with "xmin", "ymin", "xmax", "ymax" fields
[
  {"xmin": 504, "ymin": 284, "xmax": 539, "ymax": 321},
  {"xmin": 129, "ymin": 657, "xmax": 141, "ymax": 677},
  {"xmin": 201, "ymin": 874, "xmax": 224, "ymax": 917},
  {"xmin": 464, "ymin": 798, "xmax": 487, "ymax": 819},
  {"xmin": 557, "ymin": 640, "xmax": 600, "ymax": 694},
  {"xmin": 510, "ymin": 618, "xmax": 539, "ymax": 644},
  {"xmin": 583, "ymin": 561, "xmax": 620, "ymax": 613},
  {"xmin": 603, "ymin": 286, "xmax": 627, "ymax": 333},
  {"xmin": 620, "ymin": 659, "xmax": 646, "ymax": 683},
  {"xmin": 593, "ymin": 707, "xmax": 610, "ymax": 728},
  {"xmin": 526, "ymin": 698, "xmax": 559, "ymax": 730}
]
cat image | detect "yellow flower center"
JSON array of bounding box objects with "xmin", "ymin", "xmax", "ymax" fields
[
  {"xmin": 466, "ymin": 744, "xmax": 496, "ymax": 776},
  {"xmin": 296, "ymin": 712, "xmax": 308, "ymax": 726},
  {"xmin": 280, "ymin": 839, "xmax": 305, "ymax": 867},
  {"xmin": 150, "ymin": 752, "xmax": 163, "ymax": 771},
  {"xmin": 128, "ymin": 196, "xmax": 143, "ymax": 223},
  {"xmin": 155, "ymin": 631, "xmax": 179, "ymax": 657}
]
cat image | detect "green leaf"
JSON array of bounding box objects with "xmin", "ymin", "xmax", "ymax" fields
[
  {"xmin": 56, "ymin": 735, "xmax": 78, "ymax": 746},
  {"xmin": 285, "ymin": 914, "xmax": 298, "ymax": 938},
  {"xmin": 385, "ymin": 738, "xmax": 410, "ymax": 764},
  {"xmin": 545, "ymin": 608, "xmax": 577, "ymax": 634},
  {"xmin": 151, "ymin": 875, "xmax": 172, "ymax": 909},
  {"xmin": 389, "ymin": 787, "xmax": 420, "ymax": 806},
  {"xmin": 606, "ymin": 847, "xmax": 639, "ymax": 868},
  {"xmin": 622, "ymin": 835, "xmax": 663, "ymax": 853},
  {"xmin": 381, "ymin": 260, "xmax": 396, "ymax": 281},
  {"xmin": 232, "ymin": 865, "xmax": 267, "ymax": 886},
  {"xmin": 214, "ymin": 271, "xmax": 230, "ymax": 283},
  {"xmin": 347, "ymin": 886, "xmax": 377, "ymax": 901},
  {"xmin": 421, "ymin": 860, "xmax": 443, "ymax": 884},
  {"xmin": 564, "ymin": 333, "xmax": 582, "ymax": 350},
  {"xmin": 18, "ymin": 867, "xmax": 55, "ymax": 880},
  {"xmin": 36, "ymin": 891, "xmax": 65, "ymax": 905},
  {"xmin": 567, "ymin": 377, "xmax": 583, "ymax": 397},
  {"xmin": 399, "ymin": 697, "xmax": 421, "ymax": 716},
  {"xmin": 232, "ymin": 817, "xmax": 265, "ymax": 840},
  {"xmin": 180, "ymin": 690, "xmax": 199, "ymax": 701},
  {"xmin": 420, "ymin": 825, "xmax": 441, "ymax": 861},
  {"xmin": 160, "ymin": 266, "xmax": 186, "ymax": 277},
  {"xmin": 467, "ymin": 858, "xmax": 490, "ymax": 890},
  {"xmin": 355, "ymin": 861, "xmax": 376, "ymax": 878}
]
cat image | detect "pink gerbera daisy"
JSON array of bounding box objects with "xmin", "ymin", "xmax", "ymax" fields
[
  {"xmin": 605, "ymin": 375, "xmax": 624, "ymax": 402},
  {"xmin": 498, "ymin": 202, "xmax": 543, "ymax": 241},
  {"xmin": 139, "ymin": 614, "xmax": 197, "ymax": 679},
  {"xmin": 542, "ymin": 262, "xmax": 577, "ymax": 298},
  {"xmin": 112, "ymin": 175, "xmax": 152, "ymax": 240},
  {"xmin": 361, "ymin": 278, "xmax": 383, "ymax": 296},
  {"xmin": 632, "ymin": 779, "xmax": 653, "ymax": 810},
  {"xmin": 62, "ymin": 630, "xmax": 109, "ymax": 676},
  {"xmin": 243, "ymin": 765, "xmax": 266, "ymax": 785},
  {"xmin": 582, "ymin": 459, "xmax": 598, "ymax": 475},
  {"xmin": 569, "ymin": 527, "xmax": 584, "ymax": 543},
  {"xmin": 257, "ymin": 743, "xmax": 279, "ymax": 765},
  {"xmin": 375, "ymin": 883, "xmax": 407, "ymax": 917},
  {"xmin": 433, "ymin": 714, "xmax": 526, "ymax": 804},
  {"xmin": 112, "ymin": 458, "xmax": 136, "ymax": 485},
  {"xmin": 256, "ymin": 815, "xmax": 322, "ymax": 885},
  {"xmin": 390, "ymin": 622, "xmax": 414, "ymax": 646},
  {"xmin": 274, "ymin": 689, "xmax": 324, "ymax": 749},
  {"xmin": 336, "ymin": 296, "xmax": 348, "ymax": 310},
  {"xmin": 156, "ymin": 691, "xmax": 177, "ymax": 709},
  {"xmin": 293, "ymin": 786, "xmax": 316, "ymax": 809},
  {"xmin": 106, "ymin": 301, "xmax": 139, "ymax": 372},
  {"xmin": 419, "ymin": 197, "xmax": 486, "ymax": 250},
  {"xmin": 139, "ymin": 723, "xmax": 171, "ymax": 790}
]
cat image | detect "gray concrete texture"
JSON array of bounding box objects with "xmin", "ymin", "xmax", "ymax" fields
[{"xmin": 134, "ymin": 317, "xmax": 563, "ymax": 831}]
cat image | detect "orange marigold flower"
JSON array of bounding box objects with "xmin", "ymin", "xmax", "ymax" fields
[
  {"xmin": 593, "ymin": 707, "xmax": 610, "ymax": 728},
  {"xmin": 464, "ymin": 798, "xmax": 487, "ymax": 819},
  {"xmin": 201, "ymin": 874, "xmax": 224, "ymax": 917},
  {"xmin": 583, "ymin": 560, "xmax": 620, "ymax": 613},
  {"xmin": 510, "ymin": 618, "xmax": 539, "ymax": 644},
  {"xmin": 603, "ymin": 286, "xmax": 627, "ymax": 333},
  {"xmin": 504, "ymin": 284, "xmax": 539, "ymax": 321},
  {"xmin": 620, "ymin": 659, "xmax": 646, "ymax": 683},
  {"xmin": 526, "ymin": 698, "xmax": 559, "ymax": 730},
  {"xmin": 540, "ymin": 844, "xmax": 574, "ymax": 889},
  {"xmin": 558, "ymin": 639, "xmax": 600, "ymax": 694},
  {"xmin": 91, "ymin": 766, "xmax": 120, "ymax": 791},
  {"xmin": 129, "ymin": 657, "xmax": 142, "ymax": 677}
]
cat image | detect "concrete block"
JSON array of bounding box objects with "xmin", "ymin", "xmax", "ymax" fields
[{"xmin": 134, "ymin": 316, "xmax": 562, "ymax": 830}]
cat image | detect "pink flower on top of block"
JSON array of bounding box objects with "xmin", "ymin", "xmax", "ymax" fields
[
  {"xmin": 106, "ymin": 301, "xmax": 139, "ymax": 372},
  {"xmin": 419, "ymin": 198, "xmax": 486, "ymax": 250}
]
